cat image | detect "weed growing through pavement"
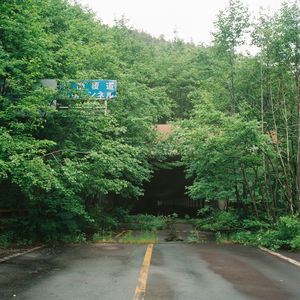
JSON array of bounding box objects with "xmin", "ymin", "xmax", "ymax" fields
[
  {"xmin": 120, "ymin": 231, "xmax": 158, "ymax": 244},
  {"xmin": 125, "ymin": 214, "xmax": 165, "ymax": 231},
  {"xmin": 92, "ymin": 230, "xmax": 115, "ymax": 243},
  {"xmin": 187, "ymin": 231, "xmax": 207, "ymax": 244}
]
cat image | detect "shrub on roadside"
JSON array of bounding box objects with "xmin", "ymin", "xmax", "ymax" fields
[
  {"xmin": 230, "ymin": 215, "xmax": 300, "ymax": 251},
  {"xmin": 194, "ymin": 210, "xmax": 240, "ymax": 231},
  {"xmin": 84, "ymin": 207, "xmax": 129, "ymax": 232},
  {"xmin": 0, "ymin": 231, "xmax": 17, "ymax": 248},
  {"xmin": 194, "ymin": 207, "xmax": 299, "ymax": 251}
]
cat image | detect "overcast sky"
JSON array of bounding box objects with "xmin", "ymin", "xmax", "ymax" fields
[{"xmin": 77, "ymin": 0, "xmax": 285, "ymax": 45}]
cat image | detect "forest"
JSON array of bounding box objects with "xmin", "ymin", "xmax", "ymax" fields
[{"xmin": 0, "ymin": 0, "xmax": 299, "ymax": 250}]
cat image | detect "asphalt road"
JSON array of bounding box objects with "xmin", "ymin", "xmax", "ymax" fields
[{"xmin": 0, "ymin": 232, "xmax": 299, "ymax": 300}]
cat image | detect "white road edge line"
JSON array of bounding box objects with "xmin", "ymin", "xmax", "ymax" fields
[
  {"xmin": 0, "ymin": 246, "xmax": 44, "ymax": 263},
  {"xmin": 259, "ymin": 246, "xmax": 300, "ymax": 267}
]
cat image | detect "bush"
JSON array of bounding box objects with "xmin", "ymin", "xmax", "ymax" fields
[
  {"xmin": 194, "ymin": 208, "xmax": 299, "ymax": 251},
  {"xmin": 0, "ymin": 231, "xmax": 16, "ymax": 248},
  {"xmin": 291, "ymin": 235, "xmax": 300, "ymax": 250},
  {"xmin": 85, "ymin": 207, "xmax": 127, "ymax": 231},
  {"xmin": 125, "ymin": 214, "xmax": 165, "ymax": 232},
  {"xmin": 276, "ymin": 215, "xmax": 300, "ymax": 240},
  {"xmin": 194, "ymin": 210, "xmax": 240, "ymax": 231},
  {"xmin": 230, "ymin": 215, "xmax": 300, "ymax": 251},
  {"xmin": 0, "ymin": 230, "xmax": 34, "ymax": 248}
]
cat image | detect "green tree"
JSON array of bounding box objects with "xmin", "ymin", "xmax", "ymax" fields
[
  {"xmin": 176, "ymin": 98, "xmax": 276, "ymax": 219},
  {"xmin": 212, "ymin": 0, "xmax": 250, "ymax": 113}
]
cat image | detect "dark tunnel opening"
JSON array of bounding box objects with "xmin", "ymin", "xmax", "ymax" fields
[{"xmin": 131, "ymin": 159, "xmax": 203, "ymax": 217}]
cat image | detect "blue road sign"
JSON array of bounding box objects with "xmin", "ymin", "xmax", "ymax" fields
[{"xmin": 66, "ymin": 80, "xmax": 117, "ymax": 99}]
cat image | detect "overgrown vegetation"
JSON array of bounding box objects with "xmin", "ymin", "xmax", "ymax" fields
[
  {"xmin": 0, "ymin": 0, "xmax": 170, "ymax": 245},
  {"xmin": 215, "ymin": 216, "xmax": 300, "ymax": 251},
  {"xmin": 121, "ymin": 230, "xmax": 158, "ymax": 244},
  {"xmin": 173, "ymin": 0, "xmax": 300, "ymax": 251},
  {"xmin": 125, "ymin": 214, "xmax": 165, "ymax": 232},
  {"xmin": 195, "ymin": 209, "xmax": 300, "ymax": 250},
  {"xmin": 0, "ymin": 0, "xmax": 299, "ymax": 250}
]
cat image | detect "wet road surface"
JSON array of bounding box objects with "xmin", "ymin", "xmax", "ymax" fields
[{"xmin": 0, "ymin": 228, "xmax": 299, "ymax": 300}]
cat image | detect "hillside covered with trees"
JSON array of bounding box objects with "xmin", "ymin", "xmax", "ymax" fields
[{"xmin": 0, "ymin": 0, "xmax": 299, "ymax": 250}]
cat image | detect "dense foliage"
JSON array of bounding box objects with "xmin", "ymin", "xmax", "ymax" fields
[
  {"xmin": 0, "ymin": 0, "xmax": 299, "ymax": 249},
  {"xmin": 173, "ymin": 0, "xmax": 300, "ymax": 250},
  {"xmin": 0, "ymin": 0, "xmax": 172, "ymax": 243}
]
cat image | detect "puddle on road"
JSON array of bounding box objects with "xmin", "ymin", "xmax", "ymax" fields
[
  {"xmin": 200, "ymin": 250, "xmax": 292, "ymax": 300},
  {"xmin": 146, "ymin": 273, "xmax": 175, "ymax": 300}
]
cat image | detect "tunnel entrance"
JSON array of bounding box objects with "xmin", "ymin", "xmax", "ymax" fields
[{"xmin": 132, "ymin": 158, "xmax": 203, "ymax": 217}]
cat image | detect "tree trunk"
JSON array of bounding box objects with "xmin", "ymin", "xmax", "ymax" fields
[
  {"xmin": 296, "ymin": 75, "xmax": 300, "ymax": 211},
  {"xmin": 270, "ymin": 81, "xmax": 294, "ymax": 214},
  {"xmin": 254, "ymin": 167, "xmax": 271, "ymax": 219},
  {"xmin": 241, "ymin": 164, "xmax": 259, "ymax": 220}
]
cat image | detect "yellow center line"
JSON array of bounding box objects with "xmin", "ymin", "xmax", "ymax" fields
[
  {"xmin": 121, "ymin": 230, "xmax": 133, "ymax": 240},
  {"xmin": 133, "ymin": 244, "xmax": 154, "ymax": 300},
  {"xmin": 114, "ymin": 230, "xmax": 127, "ymax": 239}
]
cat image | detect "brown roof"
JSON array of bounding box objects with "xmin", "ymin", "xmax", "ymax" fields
[
  {"xmin": 154, "ymin": 124, "xmax": 173, "ymax": 135},
  {"xmin": 151, "ymin": 124, "xmax": 178, "ymax": 155},
  {"xmin": 152, "ymin": 124, "xmax": 174, "ymax": 140}
]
